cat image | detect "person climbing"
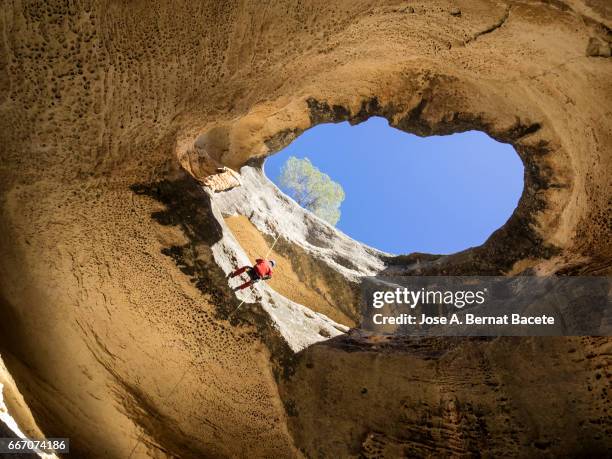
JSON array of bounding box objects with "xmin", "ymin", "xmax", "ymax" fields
[{"xmin": 228, "ymin": 259, "xmax": 276, "ymax": 291}]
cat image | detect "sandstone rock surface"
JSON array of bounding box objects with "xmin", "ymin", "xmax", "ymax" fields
[{"xmin": 0, "ymin": 0, "xmax": 610, "ymax": 457}]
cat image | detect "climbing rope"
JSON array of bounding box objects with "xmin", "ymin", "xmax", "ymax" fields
[
  {"xmin": 126, "ymin": 234, "xmax": 281, "ymax": 455},
  {"xmin": 127, "ymin": 363, "xmax": 193, "ymax": 458},
  {"xmin": 264, "ymin": 232, "xmax": 281, "ymax": 259},
  {"xmin": 228, "ymin": 232, "xmax": 281, "ymax": 318},
  {"xmin": 126, "ymin": 230, "xmax": 281, "ymax": 458}
]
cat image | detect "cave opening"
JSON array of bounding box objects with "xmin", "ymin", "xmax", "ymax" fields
[{"xmin": 264, "ymin": 116, "xmax": 524, "ymax": 255}]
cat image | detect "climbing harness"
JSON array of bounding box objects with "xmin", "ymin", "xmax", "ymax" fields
[{"xmin": 228, "ymin": 232, "xmax": 281, "ymax": 318}]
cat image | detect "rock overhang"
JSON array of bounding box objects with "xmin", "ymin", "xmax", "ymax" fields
[
  {"xmin": 178, "ymin": 80, "xmax": 576, "ymax": 275},
  {"xmin": 0, "ymin": 0, "xmax": 610, "ymax": 456}
]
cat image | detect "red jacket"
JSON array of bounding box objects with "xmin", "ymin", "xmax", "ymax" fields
[{"xmin": 254, "ymin": 259, "xmax": 273, "ymax": 279}]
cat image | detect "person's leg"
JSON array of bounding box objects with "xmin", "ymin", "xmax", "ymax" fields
[
  {"xmin": 234, "ymin": 279, "xmax": 254, "ymax": 291},
  {"xmin": 233, "ymin": 268, "xmax": 260, "ymax": 290},
  {"xmin": 228, "ymin": 266, "xmax": 250, "ymax": 278}
]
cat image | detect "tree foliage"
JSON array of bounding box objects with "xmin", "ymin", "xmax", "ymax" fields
[{"xmin": 279, "ymin": 156, "xmax": 345, "ymax": 226}]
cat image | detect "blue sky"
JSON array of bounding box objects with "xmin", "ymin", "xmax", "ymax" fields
[{"xmin": 264, "ymin": 116, "xmax": 523, "ymax": 255}]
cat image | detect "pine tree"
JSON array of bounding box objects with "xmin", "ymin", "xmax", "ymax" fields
[{"xmin": 278, "ymin": 156, "xmax": 345, "ymax": 226}]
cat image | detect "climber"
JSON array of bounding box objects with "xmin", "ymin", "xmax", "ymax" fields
[{"xmin": 228, "ymin": 259, "xmax": 276, "ymax": 291}]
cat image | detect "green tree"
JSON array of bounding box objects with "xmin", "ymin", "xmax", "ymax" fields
[{"xmin": 279, "ymin": 156, "xmax": 345, "ymax": 226}]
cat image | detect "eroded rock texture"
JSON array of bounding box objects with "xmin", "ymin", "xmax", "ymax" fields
[{"xmin": 0, "ymin": 0, "xmax": 610, "ymax": 457}]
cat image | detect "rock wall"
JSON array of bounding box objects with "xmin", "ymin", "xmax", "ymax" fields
[{"xmin": 0, "ymin": 0, "xmax": 610, "ymax": 457}]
